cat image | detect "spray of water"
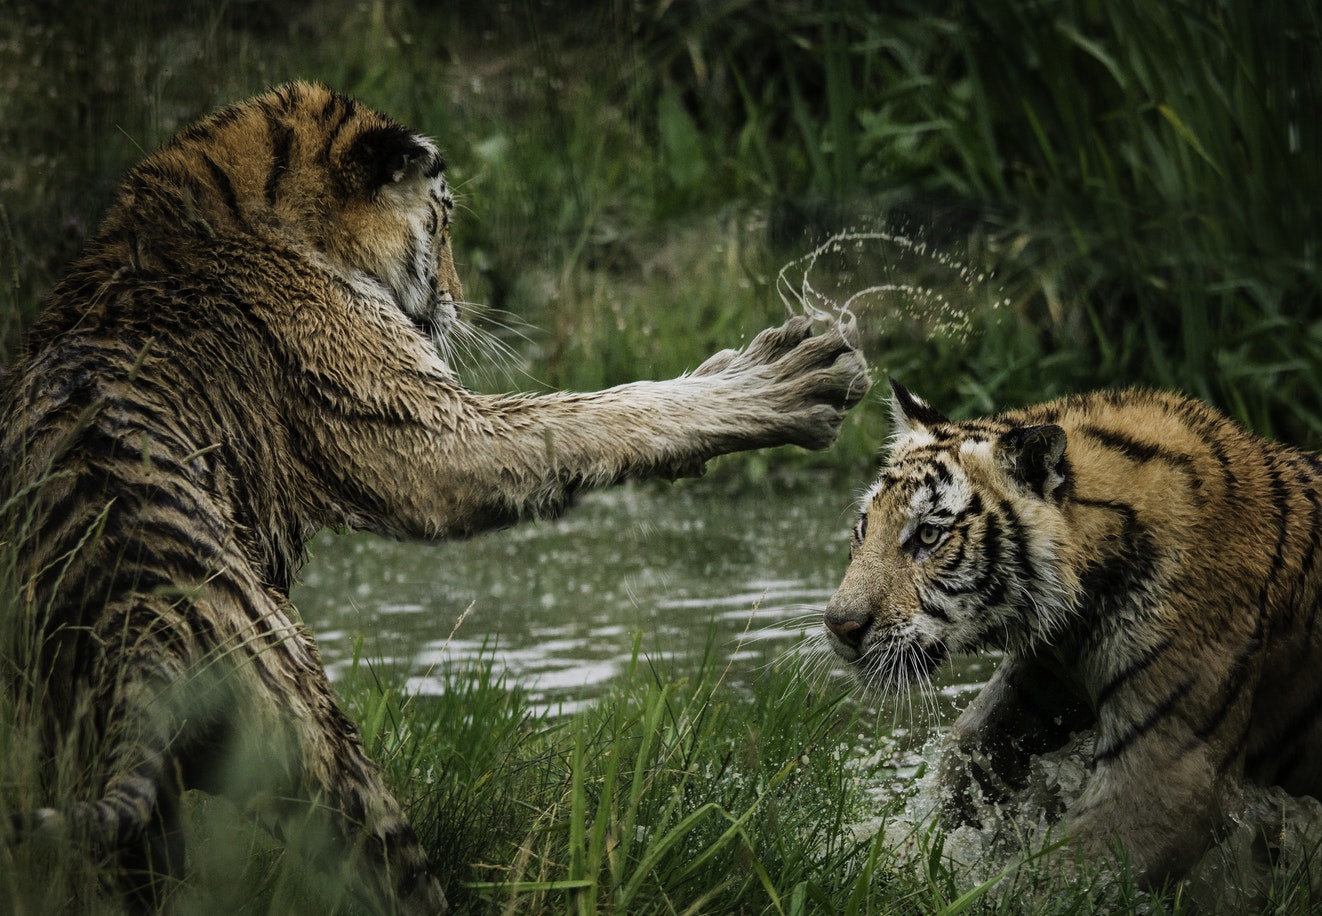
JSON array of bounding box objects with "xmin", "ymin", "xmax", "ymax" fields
[{"xmin": 773, "ymin": 229, "xmax": 1011, "ymax": 344}]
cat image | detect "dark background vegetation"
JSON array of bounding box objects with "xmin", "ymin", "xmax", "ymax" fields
[{"xmin": 3, "ymin": 0, "xmax": 1319, "ymax": 471}]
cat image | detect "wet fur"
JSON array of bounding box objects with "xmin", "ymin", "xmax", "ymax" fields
[
  {"xmin": 0, "ymin": 81, "xmax": 870, "ymax": 913},
  {"xmin": 825, "ymin": 381, "xmax": 1322, "ymax": 885}
]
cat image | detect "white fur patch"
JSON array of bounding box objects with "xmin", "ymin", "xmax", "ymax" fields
[{"xmin": 904, "ymin": 459, "xmax": 972, "ymax": 532}]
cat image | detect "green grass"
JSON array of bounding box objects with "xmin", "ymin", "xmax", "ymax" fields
[
  {"xmin": 330, "ymin": 646, "xmax": 1322, "ymax": 916},
  {"xmin": 5, "ymin": 636, "xmax": 1314, "ymax": 915}
]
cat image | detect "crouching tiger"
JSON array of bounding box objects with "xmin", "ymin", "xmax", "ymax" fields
[
  {"xmin": 825, "ymin": 380, "xmax": 1322, "ymax": 886},
  {"xmin": 0, "ymin": 81, "xmax": 870, "ymax": 914}
]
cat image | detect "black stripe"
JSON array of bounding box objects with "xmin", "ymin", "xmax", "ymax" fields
[
  {"xmin": 1195, "ymin": 620, "xmax": 1264, "ymax": 743},
  {"xmin": 320, "ymin": 90, "xmax": 343, "ymax": 124},
  {"xmin": 999, "ymin": 503, "xmax": 1037, "ymax": 601},
  {"xmin": 1078, "ymin": 425, "xmax": 1195, "ymax": 473},
  {"xmin": 83, "ymin": 422, "xmax": 197, "ymax": 476},
  {"xmin": 1300, "ymin": 452, "xmax": 1322, "ymax": 585},
  {"xmin": 112, "ymin": 538, "xmax": 208, "ymax": 586},
  {"xmin": 979, "ymin": 519, "xmax": 1009, "ymax": 614},
  {"xmin": 1191, "ymin": 466, "xmax": 1285, "ymax": 745},
  {"xmin": 134, "ymin": 514, "xmax": 220, "ymax": 557},
  {"xmin": 293, "ymin": 368, "xmax": 424, "ymax": 428},
  {"xmin": 183, "ymin": 102, "xmax": 245, "ymax": 142},
  {"xmin": 1268, "ymin": 464, "xmax": 1292, "ymax": 584},
  {"xmin": 930, "ymin": 527, "xmax": 988, "ymax": 597},
  {"xmin": 323, "ymin": 94, "xmax": 358, "ymax": 163},
  {"xmin": 1216, "ymin": 716, "xmax": 1254, "ymax": 778},
  {"xmin": 91, "ymin": 566, "xmax": 174, "ymax": 608},
  {"xmin": 410, "ymin": 249, "xmax": 428, "ymax": 286},
  {"xmin": 928, "ymin": 462, "xmax": 954, "ymax": 490},
  {"xmin": 265, "ymin": 115, "xmax": 294, "ymax": 205},
  {"xmin": 274, "ymin": 82, "xmax": 301, "ymax": 112},
  {"xmin": 920, "ymin": 601, "xmax": 952, "ymax": 622},
  {"xmin": 1282, "ymin": 454, "xmax": 1322, "ymax": 630},
  {"xmin": 202, "ymin": 573, "xmax": 272, "ymax": 627},
  {"xmin": 200, "ymin": 153, "xmax": 244, "ymax": 226},
  {"xmin": 961, "ymin": 491, "xmax": 984, "ymax": 521},
  {"xmin": 1208, "ymin": 435, "xmax": 1239, "ymax": 491},
  {"xmin": 103, "ymin": 796, "xmax": 149, "ymax": 844},
  {"xmin": 941, "ymin": 536, "xmax": 968, "ymax": 577},
  {"xmin": 1071, "ymin": 497, "xmax": 1160, "ymax": 647},
  {"xmin": 934, "ymin": 509, "xmax": 998, "ymax": 597},
  {"xmin": 1093, "ymin": 676, "xmax": 1195, "ymax": 763},
  {"xmin": 1095, "ymin": 633, "xmax": 1174, "ymax": 708}
]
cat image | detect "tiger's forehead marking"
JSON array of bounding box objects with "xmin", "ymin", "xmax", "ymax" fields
[
  {"xmin": 907, "ymin": 464, "xmax": 972, "ymax": 518},
  {"xmin": 861, "ymin": 438, "xmax": 987, "ymax": 519}
]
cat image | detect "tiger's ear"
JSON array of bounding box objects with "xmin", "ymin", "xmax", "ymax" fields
[
  {"xmin": 1000, "ymin": 424, "xmax": 1068, "ymax": 499},
  {"xmin": 346, "ymin": 124, "xmax": 439, "ymax": 195},
  {"xmin": 888, "ymin": 379, "xmax": 949, "ymax": 437}
]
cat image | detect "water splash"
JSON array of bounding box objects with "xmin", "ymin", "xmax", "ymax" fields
[
  {"xmin": 852, "ymin": 726, "xmax": 1322, "ymax": 907},
  {"xmin": 774, "ymin": 229, "xmax": 1011, "ymax": 343}
]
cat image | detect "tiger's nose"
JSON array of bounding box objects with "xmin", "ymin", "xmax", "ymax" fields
[{"xmin": 824, "ymin": 610, "xmax": 872, "ymax": 650}]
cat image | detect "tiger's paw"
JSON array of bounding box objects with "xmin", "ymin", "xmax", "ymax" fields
[{"xmin": 694, "ymin": 316, "xmax": 872, "ymax": 451}]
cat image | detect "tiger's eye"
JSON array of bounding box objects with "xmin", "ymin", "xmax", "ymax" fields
[{"xmin": 917, "ymin": 523, "xmax": 942, "ymax": 547}]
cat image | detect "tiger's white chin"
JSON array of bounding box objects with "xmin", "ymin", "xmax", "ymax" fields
[
  {"xmin": 833, "ymin": 637, "xmax": 947, "ymax": 695},
  {"xmin": 421, "ymin": 299, "xmax": 460, "ymax": 342}
]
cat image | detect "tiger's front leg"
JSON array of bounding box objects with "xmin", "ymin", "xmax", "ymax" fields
[
  {"xmin": 293, "ymin": 315, "xmax": 870, "ymax": 540},
  {"xmin": 937, "ymin": 655, "xmax": 1091, "ymax": 827}
]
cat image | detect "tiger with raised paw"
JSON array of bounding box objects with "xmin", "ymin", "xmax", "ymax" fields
[{"xmin": 0, "ymin": 81, "xmax": 870, "ymax": 914}]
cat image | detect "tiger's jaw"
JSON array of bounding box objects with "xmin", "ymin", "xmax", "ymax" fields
[{"xmin": 412, "ymin": 296, "xmax": 460, "ymax": 346}]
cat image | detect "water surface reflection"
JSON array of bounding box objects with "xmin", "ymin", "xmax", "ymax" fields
[{"xmin": 295, "ymin": 483, "xmax": 857, "ymax": 713}]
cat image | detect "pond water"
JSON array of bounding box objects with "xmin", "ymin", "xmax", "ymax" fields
[{"xmin": 292, "ymin": 480, "xmax": 990, "ymax": 718}]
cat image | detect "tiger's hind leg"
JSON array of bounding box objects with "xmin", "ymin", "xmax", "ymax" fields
[
  {"xmin": 229, "ymin": 652, "xmax": 448, "ymax": 916},
  {"xmin": 117, "ymin": 769, "xmax": 187, "ymax": 913},
  {"xmin": 93, "ymin": 628, "xmax": 200, "ymax": 912},
  {"xmin": 33, "ymin": 610, "xmax": 203, "ymax": 913}
]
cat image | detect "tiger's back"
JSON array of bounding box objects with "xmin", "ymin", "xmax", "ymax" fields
[{"xmin": 825, "ymin": 382, "xmax": 1322, "ymax": 882}]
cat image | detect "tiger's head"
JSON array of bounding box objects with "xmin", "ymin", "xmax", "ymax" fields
[
  {"xmin": 823, "ymin": 380, "xmax": 1082, "ymax": 693},
  {"xmin": 94, "ymin": 80, "xmax": 463, "ymax": 356}
]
